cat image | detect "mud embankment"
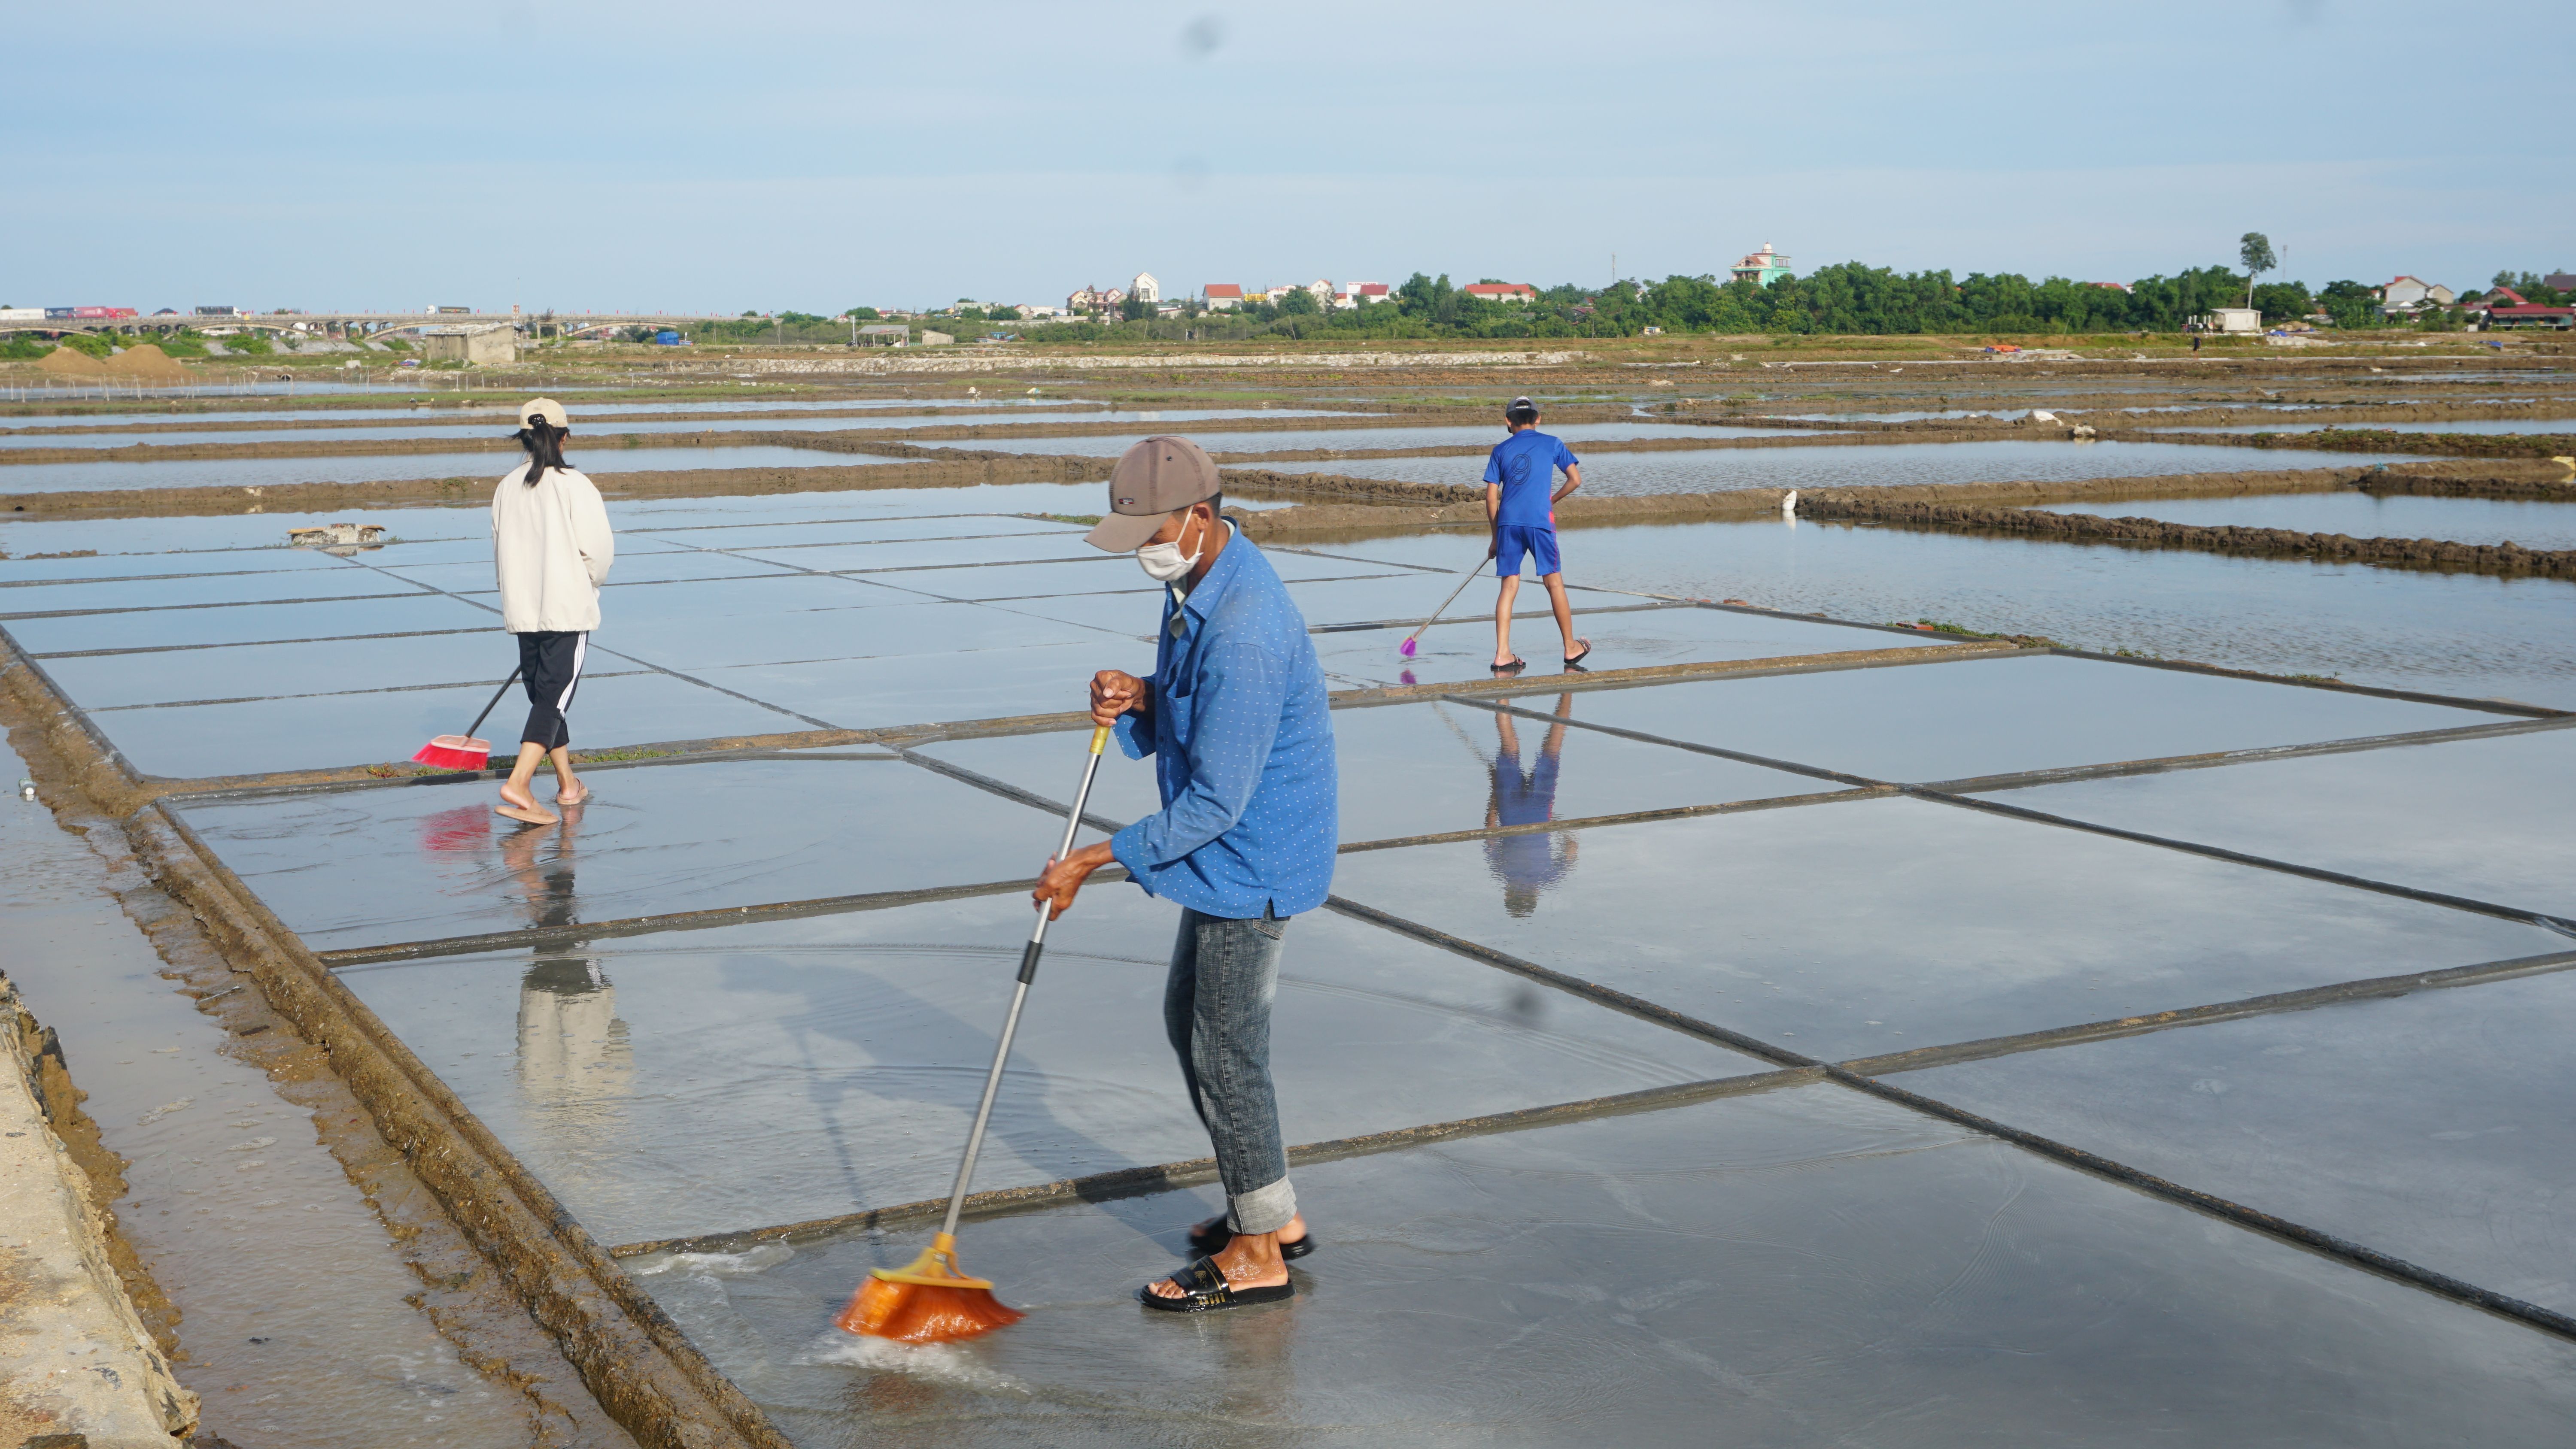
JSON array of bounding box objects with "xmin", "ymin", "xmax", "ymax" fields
[
  {"xmin": 2099, "ymin": 427, "xmax": 2576, "ymax": 458},
  {"xmin": 1798, "ymin": 495, "xmax": 2576, "ymax": 579},
  {"xmin": 0, "ymin": 454, "xmax": 1117, "ymax": 519}
]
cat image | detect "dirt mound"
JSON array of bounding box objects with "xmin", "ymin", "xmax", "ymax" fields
[
  {"xmin": 104, "ymin": 343, "xmax": 187, "ymax": 377},
  {"xmin": 38, "ymin": 346, "xmax": 108, "ymax": 375}
]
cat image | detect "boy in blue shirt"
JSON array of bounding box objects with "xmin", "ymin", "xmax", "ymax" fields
[{"xmin": 1483, "ymin": 397, "xmax": 1589, "ymax": 672}]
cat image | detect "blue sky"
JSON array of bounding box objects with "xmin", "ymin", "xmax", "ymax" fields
[{"xmin": 6, "ymin": 1, "xmax": 2564, "ymax": 314}]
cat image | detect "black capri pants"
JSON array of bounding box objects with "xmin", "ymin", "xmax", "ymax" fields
[{"xmin": 516, "ymin": 631, "xmax": 588, "ymax": 750}]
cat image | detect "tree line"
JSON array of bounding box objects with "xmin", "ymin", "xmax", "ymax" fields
[{"xmin": 994, "ymin": 260, "xmax": 2533, "ymax": 343}]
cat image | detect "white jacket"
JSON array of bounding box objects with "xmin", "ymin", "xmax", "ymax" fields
[{"xmin": 491, "ymin": 464, "xmax": 614, "ymax": 632}]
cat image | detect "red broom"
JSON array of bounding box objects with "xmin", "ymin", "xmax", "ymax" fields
[
  {"xmin": 411, "ymin": 669, "xmax": 520, "ymax": 772},
  {"xmin": 835, "ymin": 724, "xmax": 1111, "ymax": 1345}
]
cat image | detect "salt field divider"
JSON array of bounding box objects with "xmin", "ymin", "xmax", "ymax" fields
[
  {"xmin": 1916, "ymin": 789, "xmax": 2576, "ymax": 937},
  {"xmin": 606, "ymin": 1065, "xmax": 1827, "ymax": 1261},
  {"xmin": 1840, "ymin": 948, "xmax": 2576, "ymax": 1077},
  {"xmin": 1921, "ymin": 713, "xmax": 2576, "ymax": 793}
]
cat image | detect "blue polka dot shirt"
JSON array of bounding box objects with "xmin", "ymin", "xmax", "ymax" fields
[{"xmin": 1110, "ymin": 533, "xmax": 1338, "ymax": 919}]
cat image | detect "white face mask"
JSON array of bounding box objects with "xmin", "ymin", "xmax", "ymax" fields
[{"xmin": 1134, "ymin": 512, "xmax": 1203, "ymax": 583}]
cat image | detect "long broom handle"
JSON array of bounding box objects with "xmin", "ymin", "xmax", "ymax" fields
[
  {"xmin": 1400, "ymin": 554, "xmax": 1490, "ymax": 649},
  {"xmin": 938, "ymin": 722, "xmax": 1112, "ymax": 1240},
  {"xmin": 460, "ymin": 667, "xmax": 523, "ymax": 740}
]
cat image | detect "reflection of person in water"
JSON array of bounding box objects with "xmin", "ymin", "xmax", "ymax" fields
[
  {"xmin": 1484, "ymin": 694, "xmax": 1580, "ymax": 917},
  {"xmin": 502, "ymin": 801, "xmax": 632, "ymax": 1111}
]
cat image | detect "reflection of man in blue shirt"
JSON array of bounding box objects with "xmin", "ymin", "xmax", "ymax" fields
[
  {"xmin": 1484, "ymin": 397, "xmax": 1590, "ymax": 674},
  {"xmin": 1484, "ymin": 693, "xmax": 1580, "ymax": 916}
]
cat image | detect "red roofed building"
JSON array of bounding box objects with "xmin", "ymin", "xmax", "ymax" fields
[
  {"xmin": 2464, "ymin": 287, "xmax": 2574, "ymax": 327},
  {"xmin": 1463, "ymin": 283, "xmax": 1537, "ymax": 303},
  {"xmin": 1333, "ymin": 281, "xmax": 1391, "ymax": 309},
  {"xmin": 1203, "ymin": 283, "xmax": 1245, "ymax": 311}
]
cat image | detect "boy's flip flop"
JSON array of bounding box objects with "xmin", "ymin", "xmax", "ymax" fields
[
  {"xmin": 1563, "ymin": 639, "xmax": 1593, "ymax": 669},
  {"xmin": 1188, "ymin": 1218, "xmax": 1317, "ymax": 1260},
  {"xmin": 1138, "ymin": 1256, "xmax": 1295, "ymax": 1313},
  {"xmin": 1490, "ymin": 657, "xmax": 1528, "ymax": 675}
]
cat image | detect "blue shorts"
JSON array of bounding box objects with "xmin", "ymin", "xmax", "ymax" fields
[{"xmin": 1494, "ymin": 524, "xmax": 1561, "ymax": 578}]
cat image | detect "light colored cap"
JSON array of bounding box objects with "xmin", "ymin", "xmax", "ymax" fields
[
  {"xmin": 1084, "ymin": 436, "xmax": 1220, "ymax": 551},
  {"xmin": 517, "ymin": 397, "xmax": 569, "ymax": 428}
]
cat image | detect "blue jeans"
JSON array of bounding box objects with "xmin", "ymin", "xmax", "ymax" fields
[{"xmin": 1165, "ymin": 907, "xmax": 1297, "ymax": 1236}]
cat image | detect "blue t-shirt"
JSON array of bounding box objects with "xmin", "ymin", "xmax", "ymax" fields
[{"xmin": 1483, "ymin": 429, "xmax": 1579, "ymax": 529}]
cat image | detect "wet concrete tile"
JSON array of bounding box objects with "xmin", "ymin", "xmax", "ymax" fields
[
  {"xmin": 338, "ymin": 894, "xmax": 1759, "ymax": 1245},
  {"xmin": 0, "ymin": 563, "xmax": 425, "ymax": 616},
  {"xmin": 634, "ymin": 1079, "xmax": 2576, "ymax": 1448},
  {"xmin": 175, "ymin": 757, "xmax": 1072, "ymax": 950},
  {"xmin": 1546, "ymin": 652, "xmax": 2498, "ymax": 783},
  {"xmin": 1896, "ymin": 968, "xmax": 2576, "ymax": 1315},
  {"xmin": 914, "ymin": 697, "xmax": 1847, "ymax": 844},
  {"xmin": 1318, "ymin": 603, "xmax": 1929, "ymax": 687},
  {"xmin": 613, "ymin": 599, "xmax": 1118, "ymax": 672},
  {"xmin": 0, "ymin": 505, "xmax": 493, "ymax": 561},
  {"xmin": 369, "ymin": 550, "xmax": 794, "ymax": 591},
  {"xmin": 628, "ymin": 515, "xmax": 1078, "ymax": 551},
  {"xmin": 97, "ymin": 668, "xmax": 805, "ymax": 779},
  {"xmin": 1978, "ymin": 726, "xmax": 2576, "ymax": 914},
  {"xmin": 1, "ymin": 591, "xmax": 496, "ymax": 654},
  {"xmin": 1284, "ymin": 571, "xmax": 1625, "ymax": 626},
  {"xmin": 38, "ymin": 629, "xmax": 512, "ymax": 709},
  {"xmin": 0, "ymin": 548, "xmax": 367, "ymax": 586},
  {"xmin": 838, "ymin": 558, "xmax": 1149, "ymax": 603},
  {"xmin": 725, "ymin": 535, "xmax": 1106, "ymax": 572},
  {"xmin": 696, "ymin": 640, "xmax": 1155, "ymax": 729},
  {"xmin": 1327, "ymin": 796, "xmax": 2559, "ymax": 1061}
]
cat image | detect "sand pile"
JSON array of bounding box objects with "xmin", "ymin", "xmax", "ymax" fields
[
  {"xmin": 104, "ymin": 343, "xmax": 188, "ymax": 378},
  {"xmin": 38, "ymin": 346, "xmax": 109, "ymax": 375}
]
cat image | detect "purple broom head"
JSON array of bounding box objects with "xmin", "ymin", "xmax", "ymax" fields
[{"xmin": 1397, "ymin": 636, "xmax": 1419, "ymax": 657}]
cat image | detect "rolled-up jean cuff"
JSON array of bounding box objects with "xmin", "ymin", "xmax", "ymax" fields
[{"xmin": 1228, "ymin": 1176, "xmax": 1297, "ymax": 1237}]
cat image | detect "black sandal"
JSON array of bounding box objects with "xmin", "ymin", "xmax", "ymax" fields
[
  {"xmin": 1188, "ymin": 1219, "xmax": 1316, "ymax": 1261},
  {"xmin": 1563, "ymin": 639, "xmax": 1593, "ymax": 669},
  {"xmin": 1138, "ymin": 1255, "xmax": 1295, "ymax": 1313},
  {"xmin": 1490, "ymin": 657, "xmax": 1528, "ymax": 675}
]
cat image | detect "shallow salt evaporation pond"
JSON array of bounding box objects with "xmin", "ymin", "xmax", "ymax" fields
[
  {"xmin": 1246, "ymin": 437, "xmax": 2437, "ymax": 494},
  {"xmin": 15, "ymin": 481, "xmax": 2576, "ymax": 1443},
  {"xmin": 2038, "ymin": 491, "xmax": 2576, "ymax": 550}
]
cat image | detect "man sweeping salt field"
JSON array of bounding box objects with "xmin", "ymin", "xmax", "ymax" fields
[
  {"xmin": 491, "ymin": 397, "xmax": 614, "ymax": 825},
  {"xmin": 1034, "ymin": 435, "xmax": 1338, "ymax": 1313},
  {"xmin": 1486, "ymin": 396, "xmax": 1591, "ymax": 673}
]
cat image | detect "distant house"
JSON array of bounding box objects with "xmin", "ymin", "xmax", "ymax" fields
[
  {"xmin": 1304, "ymin": 279, "xmax": 1334, "ymax": 305},
  {"xmin": 1203, "ymin": 284, "xmax": 1244, "ymax": 310},
  {"xmin": 1066, "ymin": 285, "xmax": 1124, "ymax": 312},
  {"xmin": 855, "ymin": 324, "xmax": 910, "ymax": 346},
  {"xmin": 2547, "ymin": 273, "xmax": 2576, "ymax": 294},
  {"xmin": 2473, "ymin": 289, "xmax": 2576, "ymax": 329},
  {"xmin": 2486, "ymin": 306, "xmax": 2575, "ymax": 329},
  {"xmin": 2377, "ymin": 276, "xmax": 2455, "ymax": 310},
  {"xmin": 1333, "ymin": 282, "xmax": 1391, "ymax": 309},
  {"xmin": 1130, "ymin": 273, "xmax": 1160, "ymax": 304},
  {"xmin": 1463, "ymin": 283, "xmax": 1537, "ymax": 303},
  {"xmin": 1730, "ymin": 244, "xmax": 1793, "ymax": 288},
  {"xmin": 2085, "ymin": 282, "xmax": 2130, "ymax": 293}
]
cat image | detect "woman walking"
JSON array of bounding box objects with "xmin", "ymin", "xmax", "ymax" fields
[{"xmin": 491, "ymin": 397, "xmax": 614, "ymax": 825}]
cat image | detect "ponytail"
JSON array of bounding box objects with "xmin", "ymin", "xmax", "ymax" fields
[{"xmin": 517, "ymin": 418, "xmax": 569, "ymax": 486}]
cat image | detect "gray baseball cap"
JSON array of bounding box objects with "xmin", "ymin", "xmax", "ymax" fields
[{"xmin": 1084, "ymin": 436, "xmax": 1221, "ymax": 551}]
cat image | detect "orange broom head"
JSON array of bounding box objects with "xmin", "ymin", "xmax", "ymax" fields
[
  {"xmin": 835, "ymin": 1232, "xmax": 1023, "ymax": 1345},
  {"xmin": 412, "ymin": 734, "xmax": 493, "ymax": 771}
]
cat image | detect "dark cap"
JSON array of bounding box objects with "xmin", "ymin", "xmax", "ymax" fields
[
  {"xmin": 1505, "ymin": 395, "xmax": 1540, "ymax": 422},
  {"xmin": 1084, "ymin": 436, "xmax": 1221, "ymax": 551}
]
